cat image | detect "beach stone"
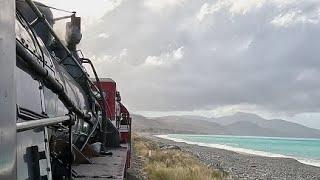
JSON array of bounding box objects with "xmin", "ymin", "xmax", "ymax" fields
[
  {"xmin": 159, "ymin": 144, "xmax": 181, "ymax": 151},
  {"xmin": 147, "ymin": 135, "xmax": 320, "ymax": 180}
]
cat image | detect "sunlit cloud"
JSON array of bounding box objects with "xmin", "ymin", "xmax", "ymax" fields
[
  {"xmin": 144, "ymin": 47, "xmax": 184, "ymax": 66},
  {"xmin": 143, "ymin": 0, "xmax": 185, "ymax": 12}
]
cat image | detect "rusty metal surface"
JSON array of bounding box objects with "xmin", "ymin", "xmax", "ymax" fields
[
  {"xmin": 0, "ymin": 0, "xmax": 16, "ymax": 179},
  {"xmin": 73, "ymin": 147, "xmax": 128, "ymax": 180}
]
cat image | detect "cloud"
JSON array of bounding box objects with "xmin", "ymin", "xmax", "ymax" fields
[
  {"xmin": 271, "ymin": 10, "xmax": 320, "ymax": 27},
  {"xmin": 197, "ymin": 0, "xmax": 265, "ymax": 22},
  {"xmin": 98, "ymin": 33, "xmax": 110, "ymax": 39},
  {"xmin": 81, "ymin": 0, "xmax": 320, "ymax": 115},
  {"xmin": 229, "ymin": 0, "xmax": 265, "ymax": 15},
  {"xmin": 144, "ymin": 47, "xmax": 184, "ymax": 66},
  {"xmin": 41, "ymin": 0, "xmax": 123, "ymax": 26},
  {"xmin": 92, "ymin": 48, "xmax": 128, "ymax": 65},
  {"xmin": 197, "ymin": 2, "xmax": 224, "ymax": 22},
  {"xmin": 143, "ymin": 0, "xmax": 185, "ymax": 12}
]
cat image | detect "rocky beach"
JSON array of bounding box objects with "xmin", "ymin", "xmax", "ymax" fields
[{"xmin": 129, "ymin": 133, "xmax": 320, "ymax": 180}]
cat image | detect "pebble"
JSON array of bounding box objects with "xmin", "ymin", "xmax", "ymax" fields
[{"xmin": 147, "ymin": 135, "xmax": 320, "ymax": 180}]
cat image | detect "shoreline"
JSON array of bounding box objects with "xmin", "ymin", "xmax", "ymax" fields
[
  {"xmin": 127, "ymin": 134, "xmax": 228, "ymax": 180},
  {"xmin": 156, "ymin": 134, "xmax": 320, "ymax": 168},
  {"xmin": 142, "ymin": 133, "xmax": 320, "ymax": 180}
]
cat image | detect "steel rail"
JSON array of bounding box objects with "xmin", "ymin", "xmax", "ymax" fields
[{"xmin": 17, "ymin": 115, "xmax": 71, "ymax": 132}]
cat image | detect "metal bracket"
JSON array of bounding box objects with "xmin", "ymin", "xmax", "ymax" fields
[{"xmin": 26, "ymin": 146, "xmax": 48, "ymax": 180}]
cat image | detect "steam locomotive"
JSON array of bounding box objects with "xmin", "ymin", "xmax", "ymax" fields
[{"xmin": 1, "ymin": 0, "xmax": 131, "ymax": 179}]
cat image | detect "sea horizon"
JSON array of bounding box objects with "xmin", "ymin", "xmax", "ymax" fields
[{"xmin": 156, "ymin": 134, "xmax": 320, "ymax": 167}]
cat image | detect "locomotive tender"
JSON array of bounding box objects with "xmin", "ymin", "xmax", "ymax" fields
[{"xmin": 0, "ymin": 0, "xmax": 131, "ymax": 179}]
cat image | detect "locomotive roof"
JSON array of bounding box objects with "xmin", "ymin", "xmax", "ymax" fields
[{"xmin": 90, "ymin": 78, "xmax": 115, "ymax": 83}]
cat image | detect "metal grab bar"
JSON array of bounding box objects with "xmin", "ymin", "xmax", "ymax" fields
[
  {"xmin": 17, "ymin": 115, "xmax": 72, "ymax": 132},
  {"xmin": 81, "ymin": 58, "xmax": 109, "ymax": 151}
]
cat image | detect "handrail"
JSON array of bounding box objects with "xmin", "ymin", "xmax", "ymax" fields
[
  {"xmin": 25, "ymin": 0, "xmax": 102, "ymax": 96},
  {"xmin": 81, "ymin": 58, "xmax": 109, "ymax": 152},
  {"xmin": 16, "ymin": 41, "xmax": 91, "ymax": 123},
  {"xmin": 22, "ymin": 0, "xmax": 114, "ymax": 149},
  {"xmin": 17, "ymin": 115, "xmax": 72, "ymax": 132}
]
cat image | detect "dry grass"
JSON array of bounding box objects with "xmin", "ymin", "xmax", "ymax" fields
[{"xmin": 133, "ymin": 134, "xmax": 229, "ymax": 180}]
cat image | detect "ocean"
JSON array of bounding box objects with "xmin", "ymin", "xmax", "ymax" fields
[{"xmin": 157, "ymin": 134, "xmax": 320, "ymax": 167}]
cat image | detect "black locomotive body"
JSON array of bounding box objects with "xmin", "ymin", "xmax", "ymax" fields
[{"xmin": 10, "ymin": 1, "xmax": 129, "ymax": 179}]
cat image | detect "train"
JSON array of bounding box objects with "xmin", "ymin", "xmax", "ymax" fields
[{"xmin": 0, "ymin": 0, "xmax": 132, "ymax": 179}]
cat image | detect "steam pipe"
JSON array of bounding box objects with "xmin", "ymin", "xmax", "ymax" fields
[
  {"xmin": 24, "ymin": 0, "xmax": 118, "ymax": 147},
  {"xmin": 24, "ymin": 0, "xmax": 84, "ymax": 67},
  {"xmin": 16, "ymin": 41, "xmax": 92, "ymax": 123}
]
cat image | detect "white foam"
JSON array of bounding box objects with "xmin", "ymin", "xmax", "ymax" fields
[{"xmin": 155, "ymin": 134, "xmax": 320, "ymax": 167}]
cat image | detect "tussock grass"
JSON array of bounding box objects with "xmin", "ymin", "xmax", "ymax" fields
[{"xmin": 133, "ymin": 134, "xmax": 228, "ymax": 180}]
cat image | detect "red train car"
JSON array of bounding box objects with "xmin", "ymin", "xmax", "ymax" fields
[
  {"xmin": 99, "ymin": 78, "xmax": 117, "ymax": 120},
  {"xmin": 94, "ymin": 78, "xmax": 132, "ymax": 167}
]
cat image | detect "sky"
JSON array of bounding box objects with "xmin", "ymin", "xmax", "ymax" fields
[{"xmin": 40, "ymin": 0, "xmax": 320, "ymax": 129}]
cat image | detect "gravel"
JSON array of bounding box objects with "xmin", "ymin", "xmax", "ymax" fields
[
  {"xmin": 146, "ymin": 135, "xmax": 320, "ymax": 180},
  {"xmin": 127, "ymin": 151, "xmax": 147, "ymax": 180}
]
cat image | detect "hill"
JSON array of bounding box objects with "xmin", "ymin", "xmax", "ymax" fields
[
  {"xmin": 132, "ymin": 113, "xmax": 320, "ymax": 138},
  {"xmin": 132, "ymin": 114, "xmax": 227, "ymax": 134}
]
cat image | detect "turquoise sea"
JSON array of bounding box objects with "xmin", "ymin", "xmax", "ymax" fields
[{"xmin": 157, "ymin": 134, "xmax": 320, "ymax": 167}]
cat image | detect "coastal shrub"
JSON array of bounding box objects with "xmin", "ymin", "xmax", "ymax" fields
[
  {"xmin": 145, "ymin": 163, "xmax": 225, "ymax": 180},
  {"xmin": 133, "ymin": 134, "xmax": 228, "ymax": 180}
]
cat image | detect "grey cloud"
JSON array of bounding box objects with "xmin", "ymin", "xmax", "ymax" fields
[{"xmin": 81, "ymin": 0, "xmax": 320, "ymax": 114}]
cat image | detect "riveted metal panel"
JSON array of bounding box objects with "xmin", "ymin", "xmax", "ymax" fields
[{"xmin": 0, "ymin": 0, "xmax": 16, "ymax": 179}]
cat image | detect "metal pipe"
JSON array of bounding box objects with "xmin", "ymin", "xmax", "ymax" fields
[
  {"xmin": 81, "ymin": 58, "xmax": 108, "ymax": 152},
  {"xmin": 17, "ymin": 115, "xmax": 71, "ymax": 132},
  {"xmin": 16, "ymin": 41, "xmax": 91, "ymax": 123},
  {"xmin": 23, "ymin": 0, "xmax": 95, "ymax": 123},
  {"xmin": 53, "ymin": 15, "xmax": 73, "ymax": 22},
  {"xmin": 24, "ymin": 0, "xmax": 83, "ymax": 67},
  {"xmin": 68, "ymin": 120, "xmax": 73, "ymax": 179}
]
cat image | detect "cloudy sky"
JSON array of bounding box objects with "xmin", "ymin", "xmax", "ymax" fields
[{"xmin": 42, "ymin": 0, "xmax": 320, "ymax": 128}]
